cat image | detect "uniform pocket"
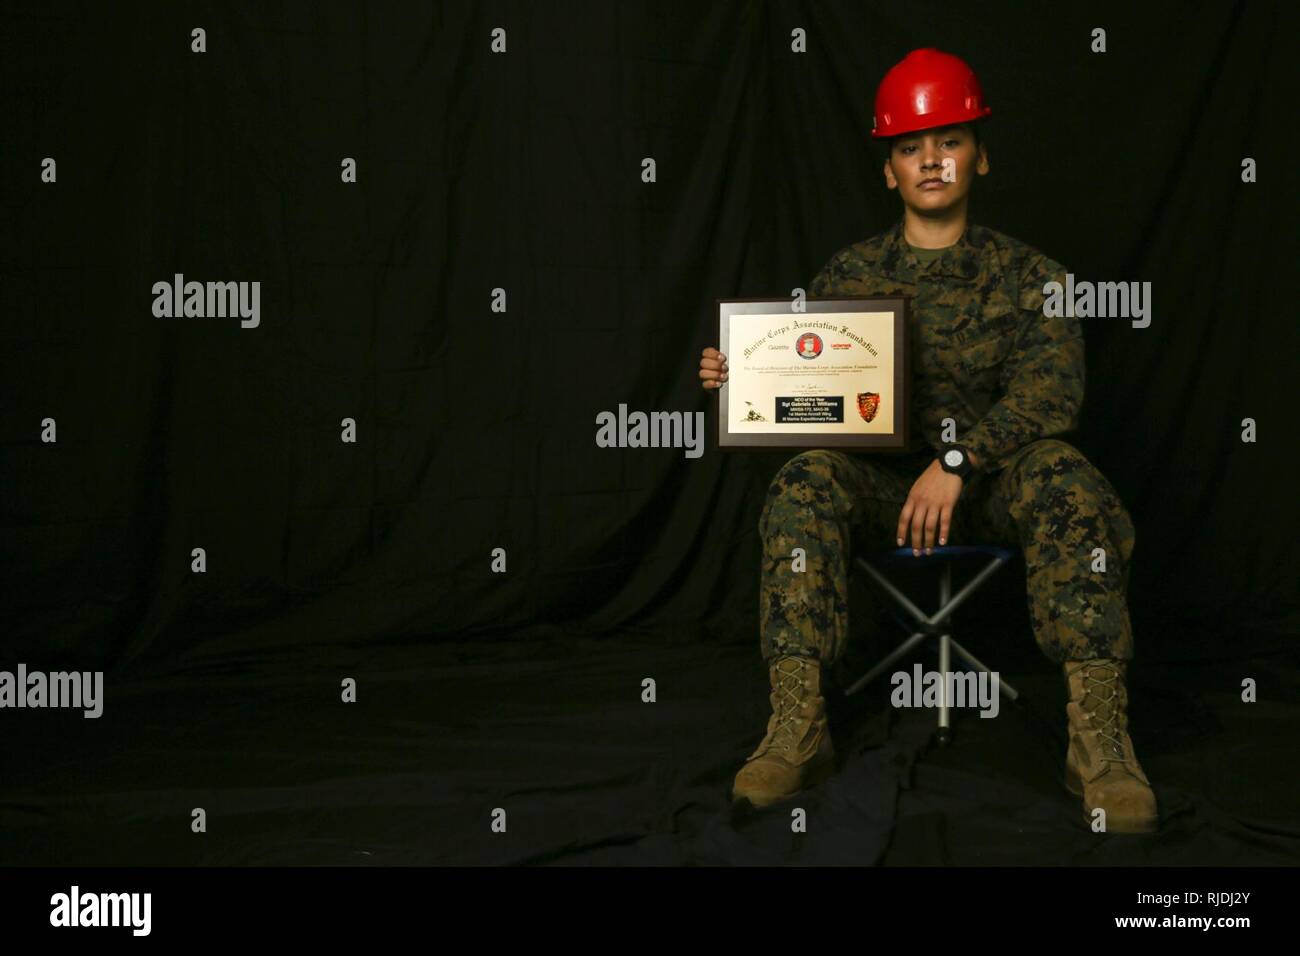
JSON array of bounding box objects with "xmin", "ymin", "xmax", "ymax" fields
[
  {"xmin": 950, "ymin": 306, "xmax": 1018, "ymax": 392},
  {"xmin": 958, "ymin": 327, "xmax": 1015, "ymax": 371}
]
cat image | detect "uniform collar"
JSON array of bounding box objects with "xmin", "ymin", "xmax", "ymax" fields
[{"xmin": 883, "ymin": 218, "xmax": 993, "ymax": 281}]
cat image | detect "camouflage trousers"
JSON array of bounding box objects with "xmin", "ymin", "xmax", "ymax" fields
[{"xmin": 758, "ymin": 440, "xmax": 1136, "ymax": 666}]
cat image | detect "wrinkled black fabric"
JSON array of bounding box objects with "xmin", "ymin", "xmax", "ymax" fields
[
  {"xmin": 2, "ymin": 1, "xmax": 1294, "ymax": 667},
  {"xmin": 2, "ymin": 631, "xmax": 1296, "ymax": 865}
]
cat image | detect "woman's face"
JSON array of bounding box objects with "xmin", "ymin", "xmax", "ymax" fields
[{"xmin": 883, "ymin": 124, "xmax": 988, "ymax": 215}]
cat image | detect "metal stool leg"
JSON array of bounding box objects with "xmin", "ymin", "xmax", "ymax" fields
[
  {"xmin": 844, "ymin": 630, "xmax": 928, "ymax": 695},
  {"xmin": 936, "ymin": 562, "xmax": 953, "ymax": 745},
  {"xmin": 948, "ymin": 638, "xmax": 1020, "ymax": 702},
  {"xmin": 847, "ymin": 551, "xmax": 1021, "ymax": 730}
]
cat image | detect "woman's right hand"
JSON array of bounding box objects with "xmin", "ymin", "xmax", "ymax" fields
[{"xmin": 699, "ymin": 346, "xmax": 728, "ymax": 390}]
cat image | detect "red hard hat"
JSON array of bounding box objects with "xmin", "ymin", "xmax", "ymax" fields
[{"xmin": 871, "ymin": 48, "xmax": 992, "ymax": 139}]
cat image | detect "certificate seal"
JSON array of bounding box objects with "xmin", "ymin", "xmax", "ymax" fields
[{"xmin": 795, "ymin": 332, "xmax": 823, "ymax": 360}]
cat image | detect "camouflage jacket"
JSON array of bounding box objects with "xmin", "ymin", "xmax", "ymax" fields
[{"xmin": 808, "ymin": 219, "xmax": 1083, "ymax": 474}]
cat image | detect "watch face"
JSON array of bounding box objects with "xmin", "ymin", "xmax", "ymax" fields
[{"xmin": 944, "ymin": 449, "xmax": 964, "ymax": 468}]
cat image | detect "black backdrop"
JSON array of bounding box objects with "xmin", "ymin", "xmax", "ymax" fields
[
  {"xmin": 1, "ymin": 1, "xmax": 1298, "ymax": 868},
  {"xmin": 4, "ymin": 1, "xmax": 1294, "ymax": 669}
]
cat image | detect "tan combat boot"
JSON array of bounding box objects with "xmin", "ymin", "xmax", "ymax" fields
[
  {"xmin": 1063, "ymin": 658, "xmax": 1158, "ymax": 833},
  {"xmin": 731, "ymin": 655, "xmax": 835, "ymax": 808}
]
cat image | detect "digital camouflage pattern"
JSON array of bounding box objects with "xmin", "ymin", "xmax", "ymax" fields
[
  {"xmin": 807, "ymin": 219, "xmax": 1085, "ymax": 471},
  {"xmin": 759, "ymin": 220, "xmax": 1136, "ymax": 667}
]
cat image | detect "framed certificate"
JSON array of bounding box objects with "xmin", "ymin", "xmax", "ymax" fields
[{"xmin": 717, "ymin": 296, "xmax": 910, "ymax": 449}]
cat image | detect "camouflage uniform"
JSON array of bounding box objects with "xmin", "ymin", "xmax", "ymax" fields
[{"xmin": 760, "ymin": 220, "xmax": 1136, "ymax": 667}]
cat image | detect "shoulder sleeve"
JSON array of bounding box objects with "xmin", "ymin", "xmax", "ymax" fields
[
  {"xmin": 963, "ymin": 250, "xmax": 1085, "ymax": 473},
  {"xmin": 807, "ymin": 248, "xmax": 847, "ymax": 298}
]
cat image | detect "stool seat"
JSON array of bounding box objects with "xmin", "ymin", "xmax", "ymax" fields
[{"xmin": 865, "ymin": 544, "xmax": 1017, "ymax": 565}]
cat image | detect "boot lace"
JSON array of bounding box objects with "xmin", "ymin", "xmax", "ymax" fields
[
  {"xmin": 770, "ymin": 658, "xmax": 813, "ymax": 752},
  {"xmin": 1081, "ymin": 662, "xmax": 1127, "ymax": 763}
]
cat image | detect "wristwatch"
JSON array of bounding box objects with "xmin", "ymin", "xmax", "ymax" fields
[{"xmin": 938, "ymin": 443, "xmax": 973, "ymax": 478}]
